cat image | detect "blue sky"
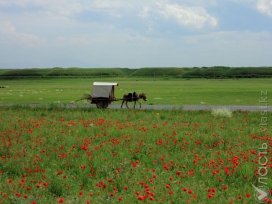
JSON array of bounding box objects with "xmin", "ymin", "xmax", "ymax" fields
[{"xmin": 0, "ymin": 0, "xmax": 272, "ymax": 68}]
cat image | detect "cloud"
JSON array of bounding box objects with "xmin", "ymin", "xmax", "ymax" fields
[
  {"xmin": 0, "ymin": 20, "xmax": 46, "ymax": 47},
  {"xmin": 0, "ymin": 0, "xmax": 218, "ymax": 30},
  {"xmin": 156, "ymin": 4, "xmax": 217, "ymax": 28},
  {"xmin": 256, "ymin": 0, "xmax": 272, "ymax": 17},
  {"xmin": 228, "ymin": 0, "xmax": 272, "ymax": 17}
]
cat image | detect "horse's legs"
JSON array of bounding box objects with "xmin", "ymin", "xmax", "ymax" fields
[
  {"xmin": 134, "ymin": 101, "xmax": 136, "ymax": 109},
  {"xmin": 135, "ymin": 100, "xmax": 141, "ymax": 108},
  {"xmin": 138, "ymin": 101, "xmax": 142, "ymax": 108},
  {"xmin": 125, "ymin": 101, "xmax": 129, "ymax": 109},
  {"xmin": 121, "ymin": 100, "xmax": 124, "ymax": 108}
]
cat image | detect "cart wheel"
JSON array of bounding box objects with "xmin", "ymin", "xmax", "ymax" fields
[
  {"xmin": 103, "ymin": 103, "xmax": 108, "ymax": 108},
  {"xmin": 96, "ymin": 101, "xmax": 108, "ymax": 109}
]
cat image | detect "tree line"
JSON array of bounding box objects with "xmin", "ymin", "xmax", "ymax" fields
[{"xmin": 0, "ymin": 67, "xmax": 272, "ymax": 79}]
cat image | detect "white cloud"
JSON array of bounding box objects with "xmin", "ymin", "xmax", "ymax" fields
[
  {"xmin": 228, "ymin": 0, "xmax": 272, "ymax": 17},
  {"xmin": 1, "ymin": 0, "xmax": 272, "ymax": 68},
  {"xmin": 0, "ymin": 0, "xmax": 218, "ymax": 29},
  {"xmin": 0, "ymin": 20, "xmax": 46, "ymax": 47},
  {"xmin": 256, "ymin": 0, "xmax": 272, "ymax": 17},
  {"xmin": 157, "ymin": 4, "xmax": 217, "ymax": 28}
]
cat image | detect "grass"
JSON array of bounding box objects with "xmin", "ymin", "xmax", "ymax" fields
[
  {"xmin": 0, "ymin": 78, "xmax": 271, "ymax": 105},
  {"xmin": 0, "ymin": 106, "xmax": 271, "ymax": 203}
]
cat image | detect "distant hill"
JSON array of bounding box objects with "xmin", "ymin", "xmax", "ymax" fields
[{"xmin": 0, "ymin": 66, "xmax": 272, "ymax": 79}]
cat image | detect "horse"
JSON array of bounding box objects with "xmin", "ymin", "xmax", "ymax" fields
[{"xmin": 121, "ymin": 92, "xmax": 147, "ymax": 109}]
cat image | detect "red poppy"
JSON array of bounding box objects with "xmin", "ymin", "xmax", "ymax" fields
[
  {"xmin": 58, "ymin": 198, "xmax": 64, "ymax": 203},
  {"xmin": 246, "ymin": 193, "xmax": 251, "ymax": 198}
]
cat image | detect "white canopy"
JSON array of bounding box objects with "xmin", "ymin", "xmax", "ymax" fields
[{"xmin": 91, "ymin": 82, "xmax": 118, "ymax": 98}]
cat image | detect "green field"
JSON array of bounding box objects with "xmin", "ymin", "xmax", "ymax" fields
[
  {"xmin": 0, "ymin": 78, "xmax": 271, "ymax": 105},
  {"xmin": 0, "ymin": 106, "xmax": 271, "ymax": 203}
]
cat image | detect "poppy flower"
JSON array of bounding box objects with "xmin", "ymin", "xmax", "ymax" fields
[{"xmin": 58, "ymin": 198, "xmax": 64, "ymax": 203}]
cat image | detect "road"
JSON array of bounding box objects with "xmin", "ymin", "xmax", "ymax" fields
[{"xmin": 1, "ymin": 103, "xmax": 271, "ymax": 111}]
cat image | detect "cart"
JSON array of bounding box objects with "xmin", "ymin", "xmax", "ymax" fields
[{"xmin": 90, "ymin": 82, "xmax": 118, "ymax": 108}]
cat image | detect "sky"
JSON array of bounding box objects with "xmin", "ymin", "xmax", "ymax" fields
[{"xmin": 0, "ymin": 0, "xmax": 272, "ymax": 68}]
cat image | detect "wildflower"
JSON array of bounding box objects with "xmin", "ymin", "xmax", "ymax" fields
[
  {"xmin": 208, "ymin": 194, "xmax": 214, "ymax": 198},
  {"xmin": 118, "ymin": 197, "xmax": 123, "ymax": 201},
  {"xmin": 58, "ymin": 198, "xmax": 64, "ymax": 203},
  {"xmin": 224, "ymin": 166, "xmax": 230, "ymax": 176},
  {"xmin": 168, "ymin": 190, "xmax": 173, "ymax": 195},
  {"xmin": 211, "ymin": 188, "xmax": 216, "ymax": 193},
  {"xmin": 138, "ymin": 196, "xmax": 144, "ymax": 200}
]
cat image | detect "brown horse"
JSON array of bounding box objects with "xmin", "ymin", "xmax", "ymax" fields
[{"xmin": 121, "ymin": 92, "xmax": 147, "ymax": 109}]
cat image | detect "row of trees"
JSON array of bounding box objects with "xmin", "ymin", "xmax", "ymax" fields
[
  {"xmin": 182, "ymin": 67, "xmax": 272, "ymax": 78},
  {"xmin": 1, "ymin": 67, "xmax": 272, "ymax": 79},
  {"xmin": 0, "ymin": 68, "xmax": 130, "ymax": 78}
]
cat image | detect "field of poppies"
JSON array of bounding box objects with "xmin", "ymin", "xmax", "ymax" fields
[{"xmin": 0, "ymin": 106, "xmax": 271, "ymax": 204}]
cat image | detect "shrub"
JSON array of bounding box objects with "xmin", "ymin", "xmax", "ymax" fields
[{"xmin": 211, "ymin": 107, "xmax": 233, "ymax": 118}]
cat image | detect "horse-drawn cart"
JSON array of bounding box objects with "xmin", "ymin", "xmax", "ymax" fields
[
  {"xmin": 90, "ymin": 82, "xmax": 118, "ymax": 108},
  {"xmin": 76, "ymin": 82, "xmax": 146, "ymax": 109}
]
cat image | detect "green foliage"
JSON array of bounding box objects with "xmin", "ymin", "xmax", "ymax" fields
[
  {"xmin": 131, "ymin": 67, "xmax": 186, "ymax": 77},
  {"xmin": 45, "ymin": 68, "xmax": 129, "ymax": 77},
  {"xmin": 0, "ymin": 68, "xmax": 44, "ymax": 77},
  {"xmin": 1, "ymin": 67, "xmax": 272, "ymax": 79}
]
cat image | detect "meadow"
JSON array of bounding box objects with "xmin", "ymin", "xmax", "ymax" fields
[
  {"xmin": 0, "ymin": 78, "xmax": 271, "ymax": 106},
  {"xmin": 0, "ymin": 106, "xmax": 271, "ymax": 203}
]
